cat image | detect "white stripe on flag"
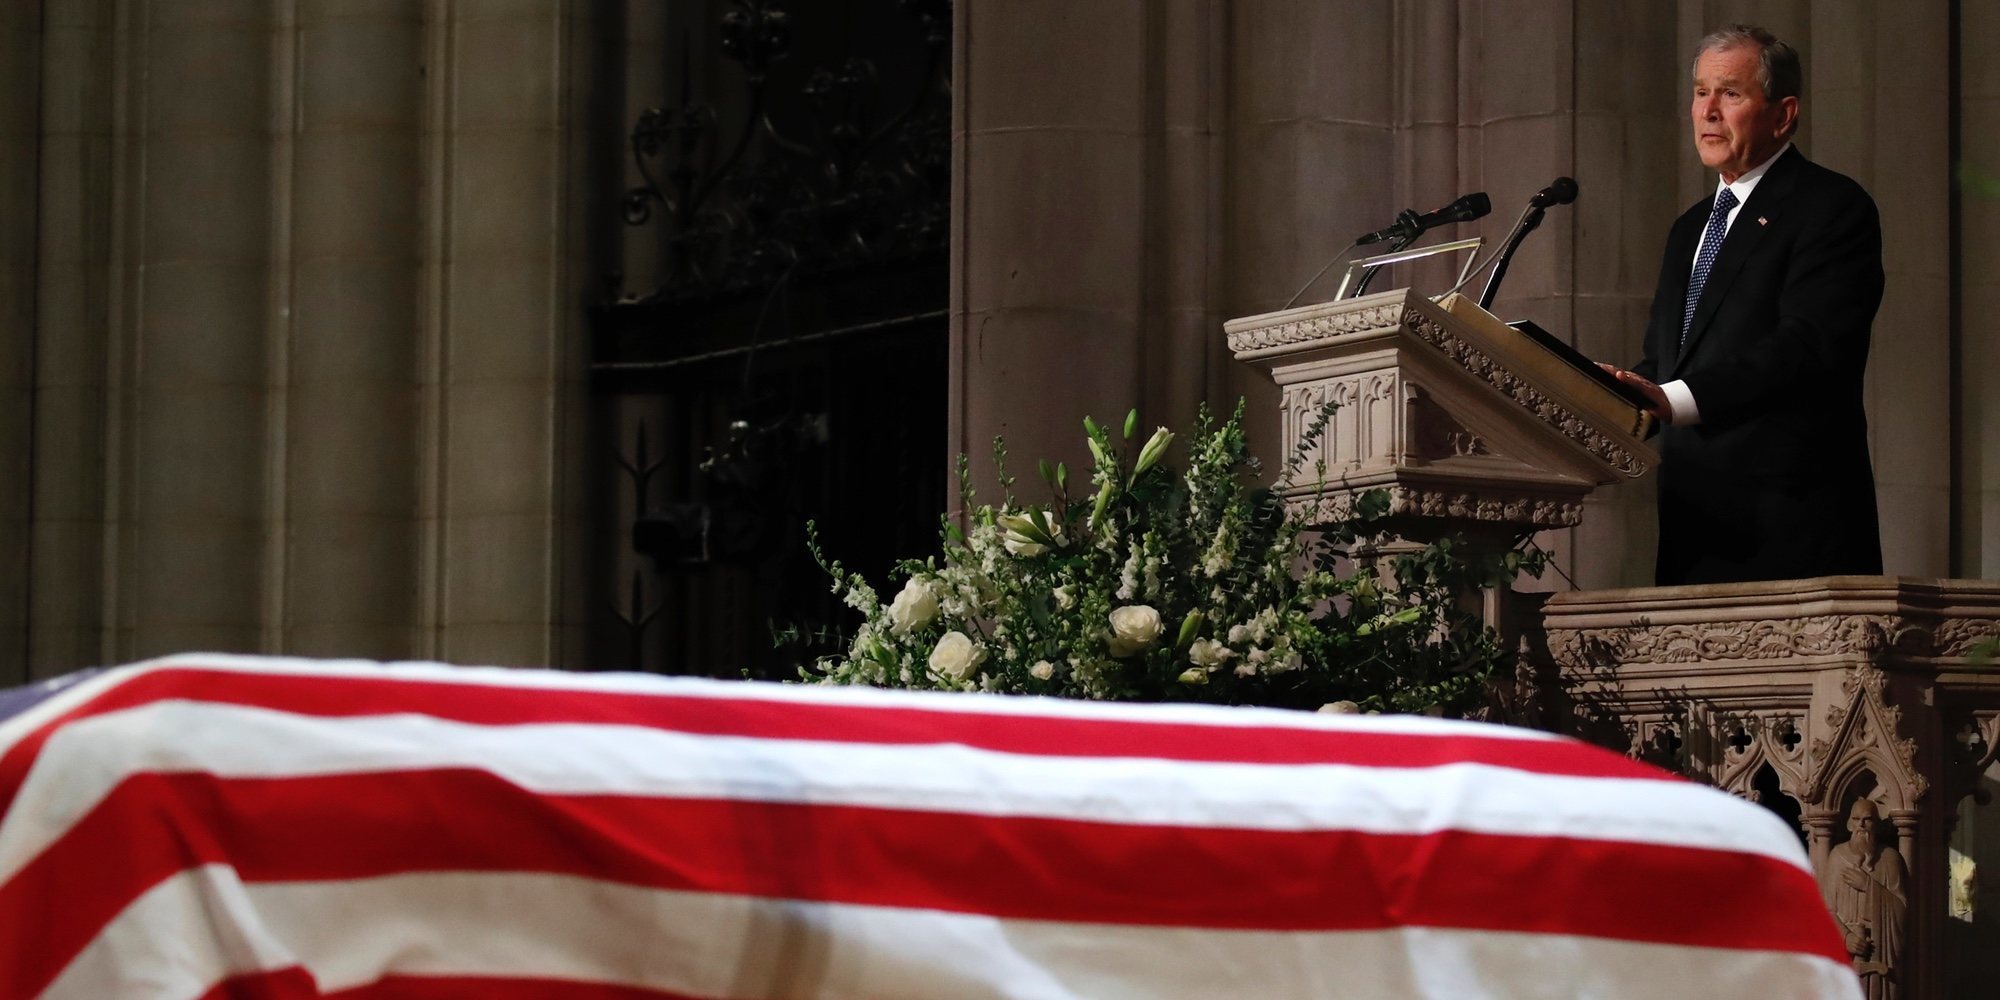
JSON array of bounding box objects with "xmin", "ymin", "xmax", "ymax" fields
[
  {"xmin": 47, "ymin": 867, "xmax": 1864, "ymax": 1000},
  {"xmin": 0, "ymin": 699, "xmax": 1810, "ymax": 889}
]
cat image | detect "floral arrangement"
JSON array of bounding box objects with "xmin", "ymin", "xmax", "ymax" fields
[{"xmin": 803, "ymin": 400, "xmax": 1539, "ymax": 714}]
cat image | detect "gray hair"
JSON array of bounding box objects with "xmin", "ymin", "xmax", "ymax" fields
[{"xmin": 1690, "ymin": 24, "xmax": 1802, "ymax": 104}]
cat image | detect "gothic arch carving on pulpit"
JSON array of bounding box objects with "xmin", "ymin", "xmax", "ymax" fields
[
  {"xmin": 1805, "ymin": 666, "xmax": 1930, "ymax": 814},
  {"xmin": 1716, "ymin": 714, "xmax": 1810, "ymax": 805}
]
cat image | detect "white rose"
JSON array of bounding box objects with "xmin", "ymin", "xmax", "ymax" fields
[
  {"xmin": 1318, "ymin": 700, "xmax": 1361, "ymax": 715},
  {"xmin": 1187, "ymin": 638, "xmax": 1234, "ymax": 671},
  {"xmin": 1107, "ymin": 604, "xmax": 1164, "ymax": 657},
  {"xmin": 885, "ymin": 577, "xmax": 941, "ymax": 635},
  {"xmin": 928, "ymin": 631, "xmax": 986, "ymax": 681},
  {"xmin": 1029, "ymin": 660, "xmax": 1055, "ymax": 681}
]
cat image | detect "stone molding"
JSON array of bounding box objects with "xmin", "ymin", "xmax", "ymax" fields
[
  {"xmin": 1402, "ymin": 312, "xmax": 1648, "ymax": 478},
  {"xmin": 1548, "ymin": 613, "xmax": 2000, "ymax": 667},
  {"xmin": 1285, "ymin": 485, "xmax": 1584, "ymax": 529},
  {"xmin": 1223, "ymin": 299, "xmax": 1408, "ymax": 354}
]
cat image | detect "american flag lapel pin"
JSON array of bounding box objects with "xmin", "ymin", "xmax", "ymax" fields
[{"xmin": 1757, "ymin": 216, "xmax": 1768, "ymax": 226}]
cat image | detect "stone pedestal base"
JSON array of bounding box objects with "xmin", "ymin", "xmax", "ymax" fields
[{"xmin": 1540, "ymin": 576, "xmax": 2000, "ymax": 999}]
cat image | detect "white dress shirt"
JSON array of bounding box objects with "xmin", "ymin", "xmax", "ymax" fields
[{"xmin": 1659, "ymin": 141, "xmax": 1793, "ymax": 426}]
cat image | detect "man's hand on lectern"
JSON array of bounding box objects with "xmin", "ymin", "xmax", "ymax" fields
[{"xmin": 1598, "ymin": 363, "xmax": 1673, "ymax": 424}]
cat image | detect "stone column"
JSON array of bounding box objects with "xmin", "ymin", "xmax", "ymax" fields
[
  {"xmin": 1141, "ymin": 0, "xmax": 1229, "ymax": 431},
  {"xmin": 1223, "ymin": 0, "xmax": 1392, "ymax": 453},
  {"xmin": 1809, "ymin": 0, "xmax": 1953, "ymax": 577},
  {"xmin": 5, "ymin": 0, "xmax": 612, "ymax": 674},
  {"xmin": 952, "ymin": 0, "xmax": 1152, "ymax": 492},
  {"xmin": 1960, "ymin": 0, "xmax": 2000, "ymax": 578},
  {"xmin": 282, "ymin": 1, "xmax": 424, "ymax": 658},
  {"xmin": 1563, "ymin": 0, "xmax": 1680, "ymax": 590},
  {"xmin": 0, "ymin": 2, "xmax": 40, "ymax": 678},
  {"xmin": 117, "ymin": 0, "xmax": 280, "ymax": 658},
  {"xmin": 27, "ymin": 0, "xmax": 117, "ymax": 675},
  {"xmin": 418, "ymin": 0, "xmax": 605, "ymax": 666},
  {"xmin": 1804, "ymin": 810, "xmax": 1838, "ymax": 870}
]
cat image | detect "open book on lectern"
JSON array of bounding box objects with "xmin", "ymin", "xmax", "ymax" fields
[{"xmin": 1432, "ymin": 293, "xmax": 1658, "ymax": 441}]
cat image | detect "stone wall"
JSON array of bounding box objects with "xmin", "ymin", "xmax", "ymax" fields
[{"xmin": 0, "ymin": 0, "xmax": 619, "ymax": 679}]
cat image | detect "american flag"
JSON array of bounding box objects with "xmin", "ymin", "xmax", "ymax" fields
[{"xmin": 0, "ymin": 654, "xmax": 1858, "ymax": 998}]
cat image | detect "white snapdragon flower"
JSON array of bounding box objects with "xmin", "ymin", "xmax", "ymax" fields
[
  {"xmin": 1187, "ymin": 638, "xmax": 1234, "ymax": 672},
  {"xmin": 1116, "ymin": 542, "xmax": 1143, "ymax": 601}
]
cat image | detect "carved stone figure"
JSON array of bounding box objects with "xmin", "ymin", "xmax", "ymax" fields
[{"xmin": 1821, "ymin": 799, "xmax": 1907, "ymax": 998}]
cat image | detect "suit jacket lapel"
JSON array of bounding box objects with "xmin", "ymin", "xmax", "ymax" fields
[{"xmin": 1670, "ymin": 146, "xmax": 1802, "ymax": 377}]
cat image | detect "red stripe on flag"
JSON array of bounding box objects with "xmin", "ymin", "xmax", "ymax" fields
[
  {"xmin": 0, "ymin": 770, "xmax": 1847, "ymax": 996},
  {"xmin": 194, "ymin": 970, "xmax": 715, "ymax": 1000},
  {"xmin": 328, "ymin": 976, "xmax": 727, "ymax": 1000},
  {"xmin": 0, "ymin": 667, "xmax": 1671, "ymax": 818},
  {"xmin": 192, "ymin": 966, "xmax": 320, "ymax": 1000}
]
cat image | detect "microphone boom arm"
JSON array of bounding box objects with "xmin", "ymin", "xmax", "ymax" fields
[{"xmin": 1476, "ymin": 205, "xmax": 1546, "ymax": 310}]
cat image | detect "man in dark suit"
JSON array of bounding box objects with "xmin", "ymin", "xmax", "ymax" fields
[{"xmin": 1607, "ymin": 25, "xmax": 1883, "ymax": 586}]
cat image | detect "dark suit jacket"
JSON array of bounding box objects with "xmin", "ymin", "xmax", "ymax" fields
[{"xmin": 1632, "ymin": 147, "xmax": 1884, "ymax": 585}]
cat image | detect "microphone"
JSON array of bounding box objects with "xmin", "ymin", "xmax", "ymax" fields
[
  {"xmin": 1356, "ymin": 192, "xmax": 1492, "ymax": 245},
  {"xmin": 1477, "ymin": 178, "xmax": 1579, "ymax": 309},
  {"xmin": 1529, "ymin": 177, "xmax": 1578, "ymax": 209}
]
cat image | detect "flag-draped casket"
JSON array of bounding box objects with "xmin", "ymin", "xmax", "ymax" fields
[{"xmin": 0, "ymin": 654, "xmax": 1859, "ymax": 998}]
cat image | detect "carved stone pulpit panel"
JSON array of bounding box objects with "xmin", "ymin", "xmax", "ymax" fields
[{"xmin": 1541, "ymin": 576, "xmax": 2000, "ymax": 999}]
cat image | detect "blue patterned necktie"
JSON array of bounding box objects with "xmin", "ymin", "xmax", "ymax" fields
[{"xmin": 1681, "ymin": 187, "xmax": 1738, "ymax": 349}]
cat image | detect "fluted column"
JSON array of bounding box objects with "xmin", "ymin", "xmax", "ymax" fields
[
  {"xmin": 1142, "ymin": 0, "xmax": 1229, "ymax": 431},
  {"xmin": 1809, "ymin": 0, "xmax": 1952, "ymax": 577},
  {"xmin": 1960, "ymin": 0, "xmax": 2000, "ymax": 577},
  {"xmin": 1222, "ymin": 0, "xmax": 1394, "ymax": 451},
  {"xmin": 1564, "ymin": 1, "xmax": 1680, "ymax": 589},
  {"xmin": 419, "ymin": 0, "xmax": 604, "ymax": 666},
  {"xmin": 7, "ymin": 0, "xmax": 612, "ymax": 674},
  {"xmin": 117, "ymin": 0, "xmax": 279, "ymax": 657},
  {"xmin": 0, "ymin": 3, "xmax": 38, "ymax": 679},
  {"xmin": 951, "ymin": 0, "xmax": 1151, "ymax": 488},
  {"xmin": 282, "ymin": 1, "xmax": 424, "ymax": 657},
  {"xmin": 26, "ymin": 0, "xmax": 117, "ymax": 675}
]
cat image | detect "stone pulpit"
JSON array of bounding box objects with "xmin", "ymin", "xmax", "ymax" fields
[{"xmin": 1226, "ymin": 288, "xmax": 1654, "ymax": 546}]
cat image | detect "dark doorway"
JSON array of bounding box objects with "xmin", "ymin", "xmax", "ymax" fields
[{"xmin": 590, "ymin": 1, "xmax": 951, "ymax": 676}]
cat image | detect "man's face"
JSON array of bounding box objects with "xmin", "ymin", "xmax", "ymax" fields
[{"xmin": 1690, "ymin": 44, "xmax": 1797, "ymax": 182}]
